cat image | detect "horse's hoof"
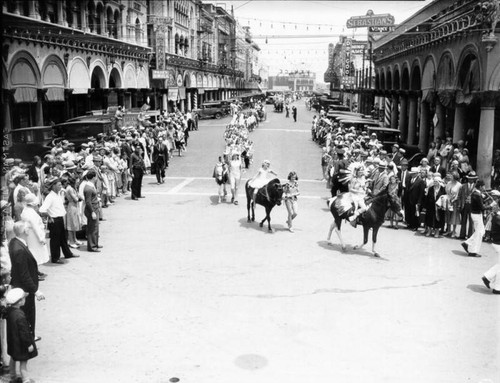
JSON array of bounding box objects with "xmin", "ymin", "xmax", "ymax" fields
[
  {"xmin": 259, "ymin": 223, "xmax": 263, "ymax": 228},
  {"xmin": 268, "ymin": 228, "xmax": 274, "ymax": 233},
  {"xmin": 341, "ymin": 246, "xmax": 347, "ymax": 252},
  {"xmin": 247, "ymin": 219, "xmax": 251, "ymax": 223},
  {"xmin": 327, "ymin": 241, "xmax": 333, "ymax": 246},
  {"xmin": 353, "ymin": 245, "xmax": 359, "ymax": 250},
  {"xmin": 373, "ymin": 252, "xmax": 380, "ymax": 258}
]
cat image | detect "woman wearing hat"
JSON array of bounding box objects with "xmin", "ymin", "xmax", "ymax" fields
[
  {"xmin": 63, "ymin": 175, "xmax": 82, "ymax": 249},
  {"xmin": 423, "ymin": 173, "xmax": 446, "ymax": 237},
  {"xmin": 20, "ymin": 194, "xmax": 50, "ymax": 266}
]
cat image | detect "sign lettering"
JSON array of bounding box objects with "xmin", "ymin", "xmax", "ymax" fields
[{"xmin": 346, "ymin": 13, "xmax": 395, "ymax": 29}]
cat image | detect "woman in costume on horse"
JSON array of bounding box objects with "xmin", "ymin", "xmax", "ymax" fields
[
  {"xmin": 348, "ymin": 165, "xmax": 369, "ymax": 227},
  {"xmin": 248, "ymin": 160, "xmax": 278, "ymax": 203}
]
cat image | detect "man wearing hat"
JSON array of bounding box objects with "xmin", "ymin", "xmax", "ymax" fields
[
  {"xmin": 457, "ymin": 172, "xmax": 477, "ymax": 239},
  {"xmin": 330, "ymin": 147, "xmax": 349, "ymax": 196},
  {"xmin": 370, "ymin": 160, "xmax": 389, "ymax": 196},
  {"xmin": 39, "ymin": 178, "xmax": 78, "ymax": 263},
  {"xmin": 407, "ymin": 167, "xmax": 427, "ymax": 230},
  {"xmin": 8, "ymin": 222, "xmax": 45, "ymax": 340},
  {"xmin": 391, "ymin": 144, "xmax": 404, "ymax": 166},
  {"xmin": 398, "ymin": 159, "xmax": 411, "ymax": 221},
  {"xmin": 152, "ymin": 136, "xmax": 170, "ymax": 184},
  {"xmin": 430, "ymin": 156, "xmax": 446, "ymax": 179}
]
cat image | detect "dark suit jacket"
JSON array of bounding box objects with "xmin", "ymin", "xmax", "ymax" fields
[
  {"xmin": 408, "ymin": 176, "xmax": 426, "ymax": 206},
  {"xmin": 152, "ymin": 143, "xmax": 169, "ymax": 164},
  {"xmin": 8, "ymin": 237, "xmax": 39, "ymax": 294},
  {"xmin": 84, "ymin": 184, "xmax": 99, "ymax": 215},
  {"xmin": 398, "ymin": 169, "xmax": 411, "ymax": 197},
  {"xmin": 429, "ymin": 165, "xmax": 446, "ymax": 178}
]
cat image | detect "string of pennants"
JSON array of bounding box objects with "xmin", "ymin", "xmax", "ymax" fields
[{"xmin": 238, "ymin": 16, "xmax": 339, "ymax": 31}]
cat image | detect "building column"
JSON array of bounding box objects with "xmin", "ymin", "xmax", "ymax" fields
[
  {"xmin": 391, "ymin": 94, "xmax": 399, "ymax": 130},
  {"xmin": 407, "ymin": 96, "xmax": 418, "ymax": 145},
  {"xmin": 162, "ymin": 93, "xmax": 168, "ymax": 111},
  {"xmin": 418, "ymin": 101, "xmax": 430, "ymax": 152},
  {"xmin": 477, "ymin": 105, "xmax": 495, "ymax": 187},
  {"xmin": 186, "ymin": 90, "xmax": 192, "ymax": 111},
  {"xmin": 453, "ymin": 105, "xmax": 467, "ymax": 142},
  {"xmin": 435, "ymin": 101, "xmax": 446, "ymax": 140},
  {"xmin": 398, "ymin": 95, "xmax": 408, "ymax": 142},
  {"xmin": 28, "ymin": 0, "xmax": 37, "ymax": 19},
  {"xmin": 57, "ymin": 1, "xmax": 65, "ymax": 25}
]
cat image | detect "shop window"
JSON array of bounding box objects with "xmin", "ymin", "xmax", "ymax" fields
[{"xmin": 12, "ymin": 103, "xmax": 36, "ymax": 129}]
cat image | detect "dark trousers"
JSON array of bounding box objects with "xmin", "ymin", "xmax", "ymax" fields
[
  {"xmin": 131, "ymin": 168, "xmax": 144, "ymax": 198},
  {"xmin": 85, "ymin": 210, "xmax": 99, "ymax": 250},
  {"xmin": 459, "ymin": 204, "xmax": 473, "ymax": 238},
  {"xmin": 48, "ymin": 216, "xmax": 73, "ymax": 261},
  {"xmin": 22, "ymin": 293, "xmax": 36, "ymax": 337},
  {"xmin": 407, "ymin": 203, "xmax": 419, "ymax": 229},
  {"xmin": 155, "ymin": 157, "xmax": 166, "ymax": 183}
]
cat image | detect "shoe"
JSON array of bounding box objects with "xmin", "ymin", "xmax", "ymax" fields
[
  {"xmin": 94, "ymin": 245, "xmax": 103, "ymax": 249},
  {"xmin": 234, "ymin": 201, "xmax": 238, "ymax": 205},
  {"xmin": 34, "ymin": 336, "xmax": 41, "ymax": 342},
  {"xmin": 482, "ymin": 276, "xmax": 491, "ymax": 289},
  {"xmin": 139, "ymin": 196, "xmax": 146, "ymax": 198},
  {"xmin": 468, "ymin": 253, "xmax": 481, "ymax": 257},
  {"xmin": 75, "ymin": 240, "xmax": 83, "ymax": 246},
  {"xmin": 68, "ymin": 243, "xmax": 79, "ymax": 249},
  {"xmin": 65, "ymin": 254, "xmax": 80, "ymax": 259},
  {"xmin": 38, "ymin": 272, "xmax": 47, "ymax": 278},
  {"xmin": 434, "ymin": 231, "xmax": 440, "ymax": 238},
  {"xmin": 38, "ymin": 276, "xmax": 45, "ymax": 281},
  {"xmin": 493, "ymin": 289, "xmax": 500, "ymax": 295},
  {"xmin": 132, "ymin": 197, "xmax": 139, "ymax": 201},
  {"xmin": 99, "ymin": 219, "xmax": 107, "ymax": 221},
  {"xmin": 425, "ymin": 232, "xmax": 430, "ymax": 237},
  {"xmin": 461, "ymin": 242, "xmax": 469, "ymax": 253},
  {"xmin": 51, "ymin": 260, "xmax": 64, "ymax": 264},
  {"xmin": 394, "ymin": 226, "xmax": 399, "ymax": 230},
  {"xmin": 288, "ymin": 227, "xmax": 294, "ymax": 233},
  {"xmin": 88, "ymin": 249, "xmax": 101, "ymax": 253}
]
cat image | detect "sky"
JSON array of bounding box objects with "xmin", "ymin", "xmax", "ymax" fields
[{"xmin": 212, "ymin": 0, "xmax": 433, "ymax": 79}]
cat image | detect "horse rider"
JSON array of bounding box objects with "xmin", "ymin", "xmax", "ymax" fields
[
  {"xmin": 348, "ymin": 165, "xmax": 369, "ymax": 227},
  {"xmin": 248, "ymin": 160, "xmax": 278, "ymax": 204}
]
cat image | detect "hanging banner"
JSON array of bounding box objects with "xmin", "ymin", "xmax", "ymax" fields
[{"xmin": 168, "ymin": 88, "xmax": 178, "ymax": 101}]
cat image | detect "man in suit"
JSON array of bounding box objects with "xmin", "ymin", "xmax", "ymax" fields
[
  {"xmin": 398, "ymin": 159, "xmax": 411, "ymax": 223},
  {"xmin": 9, "ymin": 221, "xmax": 45, "ymax": 339},
  {"xmin": 407, "ymin": 167, "xmax": 427, "ymax": 231},
  {"xmin": 429, "ymin": 156, "xmax": 446, "ymax": 178},
  {"xmin": 457, "ymin": 172, "xmax": 477, "ymax": 239},
  {"xmin": 130, "ymin": 145, "xmax": 146, "ymax": 200},
  {"xmin": 371, "ymin": 161, "xmax": 389, "ymax": 196},
  {"xmin": 152, "ymin": 136, "xmax": 170, "ymax": 185},
  {"xmin": 83, "ymin": 171, "xmax": 101, "ymax": 253}
]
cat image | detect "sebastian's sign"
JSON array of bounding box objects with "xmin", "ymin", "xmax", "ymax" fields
[{"xmin": 346, "ymin": 13, "xmax": 395, "ymax": 29}]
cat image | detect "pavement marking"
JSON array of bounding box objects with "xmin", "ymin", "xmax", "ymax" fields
[
  {"xmin": 142, "ymin": 191, "xmax": 322, "ymax": 199},
  {"xmin": 166, "ymin": 177, "xmax": 194, "ymax": 194},
  {"xmin": 144, "ymin": 175, "xmax": 325, "ymax": 183}
]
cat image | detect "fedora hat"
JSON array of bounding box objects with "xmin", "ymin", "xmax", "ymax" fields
[
  {"xmin": 63, "ymin": 161, "xmax": 77, "ymax": 170},
  {"xmin": 466, "ymin": 172, "xmax": 478, "ymax": 181}
]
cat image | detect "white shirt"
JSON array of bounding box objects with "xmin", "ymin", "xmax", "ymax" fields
[{"xmin": 39, "ymin": 190, "xmax": 66, "ymax": 218}]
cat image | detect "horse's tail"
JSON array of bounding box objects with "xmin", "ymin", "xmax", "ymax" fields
[{"xmin": 327, "ymin": 196, "xmax": 337, "ymax": 209}]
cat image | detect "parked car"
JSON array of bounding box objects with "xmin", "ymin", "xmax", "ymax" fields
[
  {"xmin": 53, "ymin": 117, "xmax": 114, "ymax": 149},
  {"xmin": 6, "ymin": 126, "xmax": 53, "ymax": 161},
  {"xmin": 193, "ymin": 101, "xmax": 230, "ymax": 119}
]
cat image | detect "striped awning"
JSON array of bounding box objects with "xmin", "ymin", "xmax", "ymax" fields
[
  {"xmin": 13, "ymin": 87, "xmax": 37, "ymax": 103},
  {"xmin": 45, "ymin": 87, "xmax": 65, "ymax": 102}
]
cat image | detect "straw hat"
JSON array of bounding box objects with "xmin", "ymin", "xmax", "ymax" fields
[{"xmin": 5, "ymin": 288, "xmax": 28, "ymax": 305}]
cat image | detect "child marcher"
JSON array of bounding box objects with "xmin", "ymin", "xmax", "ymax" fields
[
  {"xmin": 213, "ymin": 156, "xmax": 228, "ymax": 204},
  {"xmin": 387, "ymin": 175, "xmax": 401, "ymax": 229},
  {"xmin": 283, "ymin": 172, "xmax": 300, "ymax": 232},
  {"xmin": 5, "ymin": 288, "xmax": 38, "ymax": 383}
]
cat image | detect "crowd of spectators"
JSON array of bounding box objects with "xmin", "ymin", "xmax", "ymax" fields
[
  {"xmin": 0, "ymin": 106, "xmax": 197, "ymax": 379},
  {"xmin": 311, "ymin": 112, "xmax": 500, "ymax": 245}
]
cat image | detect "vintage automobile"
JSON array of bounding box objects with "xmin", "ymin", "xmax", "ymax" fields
[
  {"xmin": 6, "ymin": 126, "xmax": 53, "ymax": 161},
  {"xmin": 192, "ymin": 101, "xmax": 231, "ymax": 119}
]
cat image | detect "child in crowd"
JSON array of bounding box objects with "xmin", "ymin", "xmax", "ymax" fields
[
  {"xmin": 283, "ymin": 171, "xmax": 300, "ymax": 233},
  {"xmin": 5, "ymin": 288, "xmax": 38, "ymax": 383}
]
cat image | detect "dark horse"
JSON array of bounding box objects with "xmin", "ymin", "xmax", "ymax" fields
[
  {"xmin": 326, "ymin": 187, "xmax": 401, "ymax": 257},
  {"xmin": 245, "ymin": 178, "xmax": 283, "ymax": 232}
]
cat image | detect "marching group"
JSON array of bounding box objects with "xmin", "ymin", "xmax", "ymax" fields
[
  {"xmin": 0, "ymin": 107, "xmax": 197, "ymax": 382},
  {"xmin": 312, "ymin": 112, "xmax": 500, "ymax": 292}
]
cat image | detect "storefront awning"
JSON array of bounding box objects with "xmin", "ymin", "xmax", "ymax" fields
[
  {"xmin": 13, "ymin": 87, "xmax": 37, "ymax": 103},
  {"xmin": 45, "ymin": 87, "xmax": 65, "ymax": 102}
]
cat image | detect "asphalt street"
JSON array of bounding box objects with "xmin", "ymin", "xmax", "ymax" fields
[{"xmin": 22, "ymin": 101, "xmax": 499, "ymax": 383}]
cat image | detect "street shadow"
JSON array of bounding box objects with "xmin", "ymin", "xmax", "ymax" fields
[
  {"xmin": 317, "ymin": 240, "xmax": 389, "ymax": 260},
  {"xmin": 451, "ymin": 249, "xmax": 470, "ymax": 257},
  {"xmin": 466, "ymin": 284, "xmax": 492, "ymax": 295},
  {"xmin": 237, "ymin": 217, "xmax": 285, "ymax": 233}
]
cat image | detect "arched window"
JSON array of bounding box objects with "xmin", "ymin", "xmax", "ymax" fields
[
  {"xmin": 87, "ymin": 1, "xmax": 95, "ymax": 33},
  {"xmin": 184, "ymin": 37, "xmax": 189, "ymax": 56},
  {"xmin": 113, "ymin": 10, "xmax": 120, "ymax": 39},
  {"xmin": 175, "ymin": 34, "xmax": 180, "ymax": 55},
  {"xmin": 135, "ymin": 18, "xmax": 141, "ymax": 43},
  {"xmin": 107, "ymin": 7, "xmax": 114, "ymax": 37},
  {"xmin": 95, "ymin": 3, "xmax": 103, "ymax": 35}
]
